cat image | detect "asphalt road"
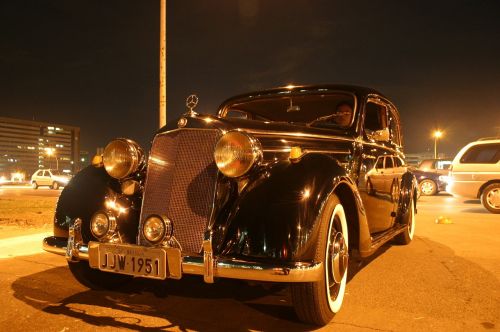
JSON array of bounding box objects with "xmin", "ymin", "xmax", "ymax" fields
[{"xmin": 0, "ymin": 193, "xmax": 498, "ymax": 331}]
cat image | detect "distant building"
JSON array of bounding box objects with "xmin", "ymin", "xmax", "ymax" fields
[
  {"xmin": 80, "ymin": 150, "xmax": 90, "ymax": 168},
  {"xmin": 0, "ymin": 116, "xmax": 80, "ymax": 179}
]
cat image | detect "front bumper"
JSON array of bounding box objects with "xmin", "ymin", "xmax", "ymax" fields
[{"xmin": 43, "ymin": 235, "xmax": 322, "ymax": 283}]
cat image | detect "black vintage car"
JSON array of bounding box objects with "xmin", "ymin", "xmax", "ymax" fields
[{"xmin": 43, "ymin": 84, "xmax": 417, "ymax": 326}]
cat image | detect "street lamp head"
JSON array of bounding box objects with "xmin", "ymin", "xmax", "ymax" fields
[{"xmin": 433, "ymin": 130, "xmax": 443, "ymax": 139}]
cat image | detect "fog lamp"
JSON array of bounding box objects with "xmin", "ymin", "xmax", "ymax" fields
[
  {"xmin": 90, "ymin": 211, "xmax": 116, "ymax": 240},
  {"xmin": 143, "ymin": 215, "xmax": 172, "ymax": 244}
]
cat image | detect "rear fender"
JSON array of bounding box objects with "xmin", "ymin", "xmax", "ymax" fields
[{"xmin": 397, "ymin": 171, "xmax": 418, "ymax": 219}]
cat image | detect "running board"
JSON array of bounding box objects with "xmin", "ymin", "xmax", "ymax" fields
[{"xmin": 359, "ymin": 224, "xmax": 407, "ymax": 257}]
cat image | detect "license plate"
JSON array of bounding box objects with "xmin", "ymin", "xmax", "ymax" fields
[{"xmin": 96, "ymin": 243, "xmax": 167, "ymax": 279}]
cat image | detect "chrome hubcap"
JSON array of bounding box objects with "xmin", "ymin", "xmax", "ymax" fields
[
  {"xmin": 487, "ymin": 188, "xmax": 500, "ymax": 208},
  {"xmin": 329, "ymin": 231, "xmax": 348, "ymax": 284}
]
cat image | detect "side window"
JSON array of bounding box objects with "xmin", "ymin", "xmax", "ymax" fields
[
  {"xmin": 364, "ymin": 102, "xmax": 387, "ymax": 132},
  {"xmin": 436, "ymin": 160, "xmax": 451, "ymax": 170},
  {"xmin": 388, "ymin": 107, "xmax": 401, "ymax": 146},
  {"xmin": 385, "ymin": 156, "xmax": 394, "ymax": 168},
  {"xmin": 460, "ymin": 144, "xmax": 500, "ymax": 164},
  {"xmin": 418, "ymin": 160, "xmax": 433, "ymax": 170},
  {"xmin": 376, "ymin": 157, "xmax": 384, "ymax": 168},
  {"xmin": 394, "ymin": 157, "xmax": 403, "ymax": 167}
]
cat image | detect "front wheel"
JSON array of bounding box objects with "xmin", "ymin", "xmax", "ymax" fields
[
  {"xmin": 290, "ymin": 194, "xmax": 349, "ymax": 325},
  {"xmin": 481, "ymin": 183, "xmax": 500, "ymax": 214},
  {"xmin": 68, "ymin": 261, "xmax": 132, "ymax": 290},
  {"xmin": 32, "ymin": 181, "xmax": 38, "ymax": 189}
]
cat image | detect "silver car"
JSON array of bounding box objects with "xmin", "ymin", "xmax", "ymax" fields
[
  {"xmin": 447, "ymin": 138, "xmax": 500, "ymax": 213},
  {"xmin": 31, "ymin": 169, "xmax": 71, "ymax": 190}
]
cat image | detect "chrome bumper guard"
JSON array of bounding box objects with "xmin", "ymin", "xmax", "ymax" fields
[{"xmin": 42, "ymin": 235, "xmax": 322, "ymax": 283}]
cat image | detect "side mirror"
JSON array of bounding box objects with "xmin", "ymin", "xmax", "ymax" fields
[{"xmin": 367, "ymin": 127, "xmax": 390, "ymax": 142}]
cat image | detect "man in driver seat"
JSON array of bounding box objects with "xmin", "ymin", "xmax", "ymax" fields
[{"xmin": 334, "ymin": 102, "xmax": 353, "ymax": 127}]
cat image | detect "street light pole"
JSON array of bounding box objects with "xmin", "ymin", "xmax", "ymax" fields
[
  {"xmin": 159, "ymin": 0, "xmax": 167, "ymax": 128},
  {"xmin": 433, "ymin": 130, "xmax": 443, "ymax": 159}
]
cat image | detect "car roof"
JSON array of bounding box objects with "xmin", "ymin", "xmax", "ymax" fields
[
  {"xmin": 218, "ymin": 84, "xmax": 388, "ymax": 111},
  {"xmin": 474, "ymin": 138, "xmax": 500, "ymax": 144}
]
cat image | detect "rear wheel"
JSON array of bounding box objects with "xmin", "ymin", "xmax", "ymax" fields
[
  {"xmin": 290, "ymin": 194, "xmax": 349, "ymax": 325},
  {"xmin": 419, "ymin": 179, "xmax": 437, "ymax": 196},
  {"xmin": 394, "ymin": 195, "xmax": 416, "ymax": 245},
  {"xmin": 481, "ymin": 183, "xmax": 500, "ymax": 214},
  {"xmin": 68, "ymin": 261, "xmax": 132, "ymax": 290}
]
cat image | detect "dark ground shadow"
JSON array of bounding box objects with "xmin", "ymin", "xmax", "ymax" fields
[
  {"xmin": 11, "ymin": 235, "xmax": 499, "ymax": 331},
  {"xmin": 347, "ymin": 244, "xmax": 390, "ymax": 282},
  {"xmin": 463, "ymin": 199, "xmax": 481, "ymax": 204},
  {"xmin": 11, "ymin": 267, "xmax": 312, "ymax": 331},
  {"xmin": 11, "ymin": 244, "xmax": 393, "ymax": 332}
]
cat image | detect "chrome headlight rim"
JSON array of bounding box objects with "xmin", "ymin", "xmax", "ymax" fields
[
  {"xmin": 102, "ymin": 138, "xmax": 144, "ymax": 180},
  {"xmin": 90, "ymin": 210, "xmax": 117, "ymax": 241},
  {"xmin": 214, "ymin": 130, "xmax": 263, "ymax": 178},
  {"xmin": 142, "ymin": 214, "xmax": 173, "ymax": 245}
]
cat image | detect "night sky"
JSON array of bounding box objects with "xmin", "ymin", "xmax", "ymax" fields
[{"xmin": 1, "ymin": 0, "xmax": 499, "ymax": 157}]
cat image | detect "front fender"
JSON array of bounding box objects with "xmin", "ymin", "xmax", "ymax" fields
[
  {"xmin": 53, "ymin": 166, "xmax": 119, "ymax": 240},
  {"xmin": 217, "ymin": 154, "xmax": 350, "ymax": 262}
]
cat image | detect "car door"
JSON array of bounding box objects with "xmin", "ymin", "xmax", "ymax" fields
[
  {"xmin": 41, "ymin": 170, "xmax": 50, "ymax": 185},
  {"xmin": 358, "ymin": 97, "xmax": 396, "ymax": 233},
  {"xmin": 366, "ymin": 156, "xmax": 385, "ymax": 193}
]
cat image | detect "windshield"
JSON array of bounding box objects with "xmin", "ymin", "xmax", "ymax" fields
[
  {"xmin": 221, "ymin": 93, "xmax": 356, "ymax": 128},
  {"xmin": 50, "ymin": 170, "xmax": 63, "ymax": 176}
]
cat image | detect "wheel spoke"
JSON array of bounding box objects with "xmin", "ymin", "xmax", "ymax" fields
[{"xmin": 487, "ymin": 189, "xmax": 500, "ymax": 208}]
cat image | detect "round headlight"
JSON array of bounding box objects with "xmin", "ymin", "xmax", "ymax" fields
[
  {"xmin": 143, "ymin": 215, "xmax": 172, "ymax": 244},
  {"xmin": 102, "ymin": 139, "xmax": 143, "ymax": 179},
  {"xmin": 214, "ymin": 131, "xmax": 262, "ymax": 178},
  {"xmin": 90, "ymin": 211, "xmax": 116, "ymax": 239}
]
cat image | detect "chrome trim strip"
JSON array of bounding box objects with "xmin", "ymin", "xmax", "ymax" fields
[
  {"xmin": 304, "ymin": 148, "xmax": 351, "ymax": 155},
  {"xmin": 248, "ymin": 129, "xmax": 354, "ymax": 142},
  {"xmin": 155, "ymin": 127, "xmax": 221, "ymax": 137},
  {"xmin": 263, "ymin": 147, "xmax": 351, "ymax": 155},
  {"xmin": 42, "ymin": 238, "xmax": 322, "ymax": 283}
]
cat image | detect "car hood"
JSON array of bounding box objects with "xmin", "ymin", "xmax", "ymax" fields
[{"xmin": 156, "ymin": 113, "xmax": 356, "ymax": 162}]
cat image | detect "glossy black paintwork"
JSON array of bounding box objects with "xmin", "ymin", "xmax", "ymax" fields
[
  {"xmin": 55, "ymin": 84, "xmax": 416, "ymax": 262},
  {"xmin": 215, "ymin": 154, "xmax": 349, "ymax": 262},
  {"xmin": 54, "ymin": 165, "xmax": 142, "ymax": 244}
]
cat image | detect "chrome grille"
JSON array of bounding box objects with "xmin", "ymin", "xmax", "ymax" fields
[{"xmin": 139, "ymin": 129, "xmax": 221, "ymax": 253}]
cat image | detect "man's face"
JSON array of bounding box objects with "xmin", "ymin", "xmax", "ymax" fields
[{"xmin": 335, "ymin": 104, "xmax": 353, "ymax": 126}]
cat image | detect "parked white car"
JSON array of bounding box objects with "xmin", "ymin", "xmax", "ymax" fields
[
  {"xmin": 31, "ymin": 169, "xmax": 71, "ymax": 190},
  {"xmin": 447, "ymin": 138, "xmax": 500, "ymax": 213}
]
